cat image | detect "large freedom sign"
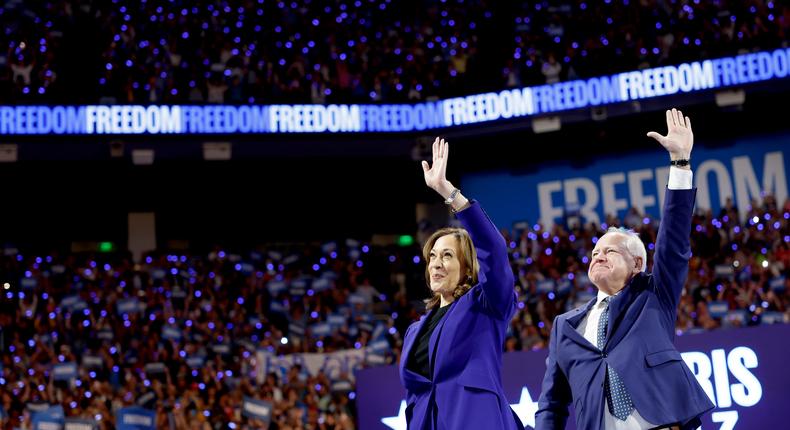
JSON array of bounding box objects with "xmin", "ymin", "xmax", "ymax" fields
[
  {"xmin": 2, "ymin": 48, "xmax": 789, "ymax": 135},
  {"xmin": 356, "ymin": 324, "xmax": 790, "ymax": 429},
  {"xmin": 462, "ymin": 134, "xmax": 788, "ymax": 229}
]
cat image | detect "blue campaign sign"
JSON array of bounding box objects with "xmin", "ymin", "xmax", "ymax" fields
[
  {"xmin": 463, "ymin": 133, "xmax": 789, "ymax": 230},
  {"xmin": 357, "ymin": 324, "xmax": 790, "ymax": 429},
  {"xmin": 52, "ymin": 362, "xmax": 77, "ymax": 381},
  {"xmin": 161, "ymin": 325, "xmax": 182, "ymax": 341},
  {"xmin": 64, "ymin": 419, "xmax": 98, "ymax": 430},
  {"xmin": 32, "ymin": 406, "xmax": 66, "ymax": 430},
  {"xmin": 32, "ymin": 412, "xmax": 64, "ymax": 430},
  {"xmin": 708, "ymin": 301, "xmax": 730, "ymax": 319},
  {"xmin": 116, "ymin": 407, "xmax": 155, "ymax": 430},
  {"xmin": 242, "ymin": 397, "xmax": 273, "ymax": 422},
  {"xmin": 1, "ymin": 49, "xmax": 788, "ymax": 136}
]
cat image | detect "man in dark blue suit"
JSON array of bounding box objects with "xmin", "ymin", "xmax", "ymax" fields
[{"xmin": 536, "ymin": 109, "xmax": 715, "ymax": 430}]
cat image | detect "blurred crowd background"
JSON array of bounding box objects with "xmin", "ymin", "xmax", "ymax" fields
[
  {"xmin": 2, "ymin": 0, "xmax": 790, "ymax": 429},
  {"xmin": 1, "ymin": 0, "xmax": 788, "ymax": 104},
  {"xmin": 2, "ymin": 192, "xmax": 788, "ymax": 428}
]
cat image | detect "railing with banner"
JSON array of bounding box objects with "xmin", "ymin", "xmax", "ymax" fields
[{"xmin": 357, "ymin": 324, "xmax": 790, "ymax": 430}]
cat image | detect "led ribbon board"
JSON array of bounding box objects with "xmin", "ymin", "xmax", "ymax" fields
[{"xmin": 2, "ymin": 48, "xmax": 789, "ymax": 135}]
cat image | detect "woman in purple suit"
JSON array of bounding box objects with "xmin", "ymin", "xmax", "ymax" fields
[{"xmin": 399, "ymin": 137, "xmax": 524, "ymax": 429}]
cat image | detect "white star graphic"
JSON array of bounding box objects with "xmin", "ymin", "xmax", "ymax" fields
[
  {"xmin": 381, "ymin": 400, "xmax": 407, "ymax": 430},
  {"xmin": 510, "ymin": 386, "xmax": 539, "ymax": 429},
  {"xmin": 380, "ymin": 387, "xmax": 538, "ymax": 430}
]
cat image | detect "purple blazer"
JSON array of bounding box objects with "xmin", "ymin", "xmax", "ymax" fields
[
  {"xmin": 535, "ymin": 189, "xmax": 715, "ymax": 429},
  {"xmin": 399, "ymin": 201, "xmax": 524, "ymax": 430}
]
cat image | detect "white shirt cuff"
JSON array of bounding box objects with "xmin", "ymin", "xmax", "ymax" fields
[{"xmin": 667, "ymin": 166, "xmax": 693, "ymax": 190}]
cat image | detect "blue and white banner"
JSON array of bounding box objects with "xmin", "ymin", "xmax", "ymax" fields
[
  {"xmin": 371, "ymin": 323, "xmax": 387, "ymax": 340},
  {"xmin": 761, "ymin": 312, "xmax": 784, "ymax": 324},
  {"xmin": 349, "ymin": 293, "xmax": 369, "ymax": 305},
  {"xmin": 312, "ymin": 277, "xmax": 332, "ymax": 292},
  {"xmin": 64, "ymin": 419, "xmax": 98, "ymax": 430},
  {"xmin": 708, "ymin": 301, "xmax": 730, "ymax": 319},
  {"xmin": 212, "ymin": 343, "xmax": 231, "ymax": 355},
  {"xmin": 186, "ymin": 356, "xmax": 205, "ymax": 369},
  {"xmin": 256, "ymin": 348, "xmax": 365, "ymax": 383},
  {"xmin": 242, "ymin": 397, "xmax": 273, "ymax": 421},
  {"xmin": 715, "ymin": 264, "xmax": 736, "ymax": 280},
  {"xmin": 331, "ymin": 380, "xmax": 353, "ymax": 392},
  {"xmin": 162, "ymin": 325, "xmax": 182, "ymax": 340},
  {"xmin": 150, "ymin": 269, "xmax": 166, "ymax": 280},
  {"xmin": 328, "ymin": 314, "xmax": 347, "ymax": 327},
  {"xmin": 464, "ymin": 134, "xmax": 789, "ymax": 228},
  {"xmin": 143, "ymin": 362, "xmax": 166, "ymax": 374},
  {"xmin": 289, "ymin": 284, "xmax": 306, "ymax": 296},
  {"xmin": 769, "ymin": 276, "xmax": 786, "ymax": 292},
  {"xmin": 239, "ymin": 262, "xmax": 255, "ymax": 275},
  {"xmin": 28, "ymin": 404, "xmax": 64, "ymax": 418},
  {"xmin": 536, "ymin": 279, "xmax": 555, "ymax": 294},
  {"xmin": 2, "ymin": 48, "xmax": 788, "ymax": 136},
  {"xmin": 269, "ymin": 300, "xmax": 288, "ymax": 314},
  {"xmin": 311, "ymin": 322, "xmax": 332, "ymax": 337},
  {"xmin": 135, "ymin": 392, "xmax": 156, "ymax": 408},
  {"xmin": 267, "ymin": 280, "xmax": 288, "ymax": 295},
  {"xmin": 724, "ymin": 310, "xmax": 749, "ymax": 327},
  {"xmin": 116, "ymin": 298, "xmax": 141, "ymax": 315},
  {"xmin": 288, "ymin": 323, "xmax": 306, "ymax": 338},
  {"xmin": 81, "ymin": 355, "xmax": 103, "ymax": 369},
  {"xmin": 368, "ymin": 339, "xmax": 391, "ymax": 355},
  {"xmin": 60, "ymin": 295, "xmax": 87, "ymax": 312},
  {"xmin": 30, "ymin": 405, "xmax": 65, "ymax": 430},
  {"xmin": 32, "ymin": 412, "xmax": 64, "ymax": 430},
  {"xmin": 52, "ymin": 362, "xmax": 78, "ymax": 381},
  {"xmin": 116, "ymin": 406, "xmax": 155, "ymax": 430}
]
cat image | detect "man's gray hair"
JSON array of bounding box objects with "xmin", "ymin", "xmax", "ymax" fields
[{"xmin": 604, "ymin": 227, "xmax": 647, "ymax": 272}]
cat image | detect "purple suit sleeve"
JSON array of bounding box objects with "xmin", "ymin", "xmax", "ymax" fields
[
  {"xmin": 535, "ymin": 317, "xmax": 571, "ymax": 429},
  {"xmin": 651, "ymin": 188, "xmax": 696, "ymax": 321},
  {"xmin": 455, "ymin": 200, "xmax": 516, "ymax": 320}
]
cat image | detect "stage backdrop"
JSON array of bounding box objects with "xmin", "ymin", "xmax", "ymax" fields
[
  {"xmin": 461, "ymin": 133, "xmax": 789, "ymax": 230},
  {"xmin": 356, "ymin": 323, "xmax": 789, "ymax": 430}
]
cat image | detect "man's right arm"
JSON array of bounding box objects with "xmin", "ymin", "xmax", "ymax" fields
[
  {"xmin": 535, "ymin": 317, "xmax": 572, "ymax": 429},
  {"xmin": 646, "ymin": 108, "xmax": 696, "ymax": 319},
  {"xmin": 652, "ymin": 168, "xmax": 695, "ymax": 316}
]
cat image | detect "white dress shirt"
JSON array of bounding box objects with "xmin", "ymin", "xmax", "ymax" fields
[
  {"xmin": 667, "ymin": 166, "xmax": 693, "ymax": 190},
  {"xmin": 577, "ymin": 290, "xmax": 658, "ymax": 429},
  {"xmin": 577, "ymin": 167, "xmax": 693, "ymax": 429}
]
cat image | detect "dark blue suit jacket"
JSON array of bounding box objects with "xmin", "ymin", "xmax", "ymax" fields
[
  {"xmin": 536, "ymin": 188, "xmax": 714, "ymax": 429},
  {"xmin": 400, "ymin": 201, "xmax": 524, "ymax": 430}
]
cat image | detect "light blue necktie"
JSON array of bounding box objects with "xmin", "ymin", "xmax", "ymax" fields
[{"xmin": 597, "ymin": 297, "xmax": 634, "ymax": 421}]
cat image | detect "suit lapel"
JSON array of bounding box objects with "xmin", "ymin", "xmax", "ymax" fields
[
  {"xmin": 561, "ymin": 298, "xmax": 599, "ymax": 351},
  {"xmin": 606, "ymin": 274, "xmax": 645, "ymax": 348}
]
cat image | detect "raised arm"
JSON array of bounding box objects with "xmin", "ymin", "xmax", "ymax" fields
[
  {"xmin": 422, "ymin": 137, "xmax": 515, "ymax": 319},
  {"xmin": 647, "ymin": 108, "xmax": 696, "ymax": 315},
  {"xmin": 421, "ymin": 137, "xmax": 470, "ymax": 213}
]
